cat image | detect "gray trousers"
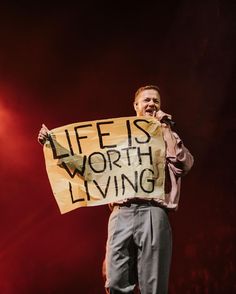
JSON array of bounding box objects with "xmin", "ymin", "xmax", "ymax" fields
[{"xmin": 105, "ymin": 203, "xmax": 172, "ymax": 294}]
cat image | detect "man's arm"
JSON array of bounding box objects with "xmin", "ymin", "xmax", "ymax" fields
[
  {"xmin": 37, "ymin": 124, "xmax": 85, "ymax": 175},
  {"xmin": 154, "ymin": 110, "xmax": 194, "ymax": 176},
  {"xmin": 163, "ymin": 128, "xmax": 194, "ymax": 176}
]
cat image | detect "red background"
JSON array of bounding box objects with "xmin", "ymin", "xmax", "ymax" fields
[{"xmin": 0, "ymin": 1, "xmax": 235, "ymax": 293}]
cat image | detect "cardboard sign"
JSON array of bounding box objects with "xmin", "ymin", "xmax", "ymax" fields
[{"xmin": 43, "ymin": 116, "xmax": 166, "ymax": 214}]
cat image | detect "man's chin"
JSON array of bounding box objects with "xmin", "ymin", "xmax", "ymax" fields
[{"xmin": 144, "ymin": 112, "xmax": 153, "ymax": 117}]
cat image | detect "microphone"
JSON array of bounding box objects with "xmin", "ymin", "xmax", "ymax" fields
[{"xmin": 160, "ymin": 116, "xmax": 176, "ymax": 128}]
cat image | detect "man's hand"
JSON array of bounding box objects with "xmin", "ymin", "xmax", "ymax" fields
[
  {"xmin": 152, "ymin": 109, "xmax": 172, "ymax": 124},
  {"xmin": 152, "ymin": 110, "xmax": 177, "ymax": 156},
  {"xmin": 38, "ymin": 124, "xmax": 50, "ymax": 145}
]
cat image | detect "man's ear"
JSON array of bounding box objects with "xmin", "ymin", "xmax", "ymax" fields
[{"xmin": 133, "ymin": 101, "xmax": 138, "ymax": 111}]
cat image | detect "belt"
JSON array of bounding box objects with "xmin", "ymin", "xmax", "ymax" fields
[{"xmin": 113, "ymin": 198, "xmax": 168, "ymax": 212}]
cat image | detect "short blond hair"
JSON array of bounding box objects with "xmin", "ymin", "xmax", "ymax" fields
[{"xmin": 134, "ymin": 85, "xmax": 161, "ymax": 102}]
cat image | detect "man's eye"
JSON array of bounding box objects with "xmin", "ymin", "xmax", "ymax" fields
[{"xmin": 154, "ymin": 100, "xmax": 160, "ymax": 104}]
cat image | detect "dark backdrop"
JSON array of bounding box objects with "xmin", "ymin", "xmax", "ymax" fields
[{"xmin": 0, "ymin": 1, "xmax": 235, "ymax": 293}]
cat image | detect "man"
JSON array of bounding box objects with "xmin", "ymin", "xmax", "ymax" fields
[
  {"xmin": 38, "ymin": 85, "xmax": 194, "ymax": 294},
  {"xmin": 104, "ymin": 85, "xmax": 194, "ymax": 294}
]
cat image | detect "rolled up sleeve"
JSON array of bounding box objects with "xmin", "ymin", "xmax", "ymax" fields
[{"xmin": 166, "ymin": 132, "xmax": 194, "ymax": 177}]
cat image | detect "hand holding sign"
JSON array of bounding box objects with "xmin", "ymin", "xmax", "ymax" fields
[{"xmin": 38, "ymin": 124, "xmax": 50, "ymax": 145}]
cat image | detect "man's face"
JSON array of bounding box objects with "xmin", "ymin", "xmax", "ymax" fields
[{"xmin": 134, "ymin": 89, "xmax": 161, "ymax": 117}]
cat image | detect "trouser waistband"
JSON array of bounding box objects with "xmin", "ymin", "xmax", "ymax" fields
[{"xmin": 113, "ymin": 199, "xmax": 169, "ymax": 213}]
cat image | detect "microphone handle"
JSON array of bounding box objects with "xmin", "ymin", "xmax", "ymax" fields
[{"xmin": 160, "ymin": 117, "xmax": 176, "ymax": 128}]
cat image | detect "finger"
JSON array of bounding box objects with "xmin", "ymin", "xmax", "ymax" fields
[
  {"xmin": 39, "ymin": 132, "xmax": 47, "ymax": 137},
  {"xmin": 42, "ymin": 124, "xmax": 49, "ymax": 131},
  {"xmin": 39, "ymin": 130, "xmax": 47, "ymax": 136},
  {"xmin": 156, "ymin": 109, "xmax": 163, "ymax": 120},
  {"xmin": 38, "ymin": 134, "xmax": 48, "ymax": 144},
  {"xmin": 40, "ymin": 125, "xmax": 49, "ymax": 136}
]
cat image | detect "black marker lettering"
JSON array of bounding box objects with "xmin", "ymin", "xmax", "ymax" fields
[
  {"xmin": 88, "ymin": 152, "xmax": 106, "ymax": 173},
  {"xmin": 137, "ymin": 146, "xmax": 153, "ymax": 165},
  {"xmin": 140, "ymin": 169, "xmax": 155, "ymax": 193},
  {"xmin": 84, "ymin": 180, "xmax": 90, "ymax": 201},
  {"xmin": 48, "ymin": 135, "xmax": 69, "ymax": 159},
  {"xmin": 133, "ymin": 119, "xmax": 151, "ymax": 144},
  {"xmin": 96, "ymin": 121, "xmax": 117, "ymax": 149},
  {"xmin": 69, "ymin": 182, "xmax": 85, "ymax": 203},
  {"xmin": 65, "ymin": 129, "xmax": 74, "ymax": 156},
  {"xmin": 121, "ymin": 147, "xmax": 136, "ymax": 166},
  {"xmin": 107, "ymin": 150, "xmax": 121, "ymax": 170},
  {"xmin": 60, "ymin": 155, "xmax": 87, "ymax": 178},
  {"xmin": 114, "ymin": 175, "xmax": 118, "ymax": 197},
  {"xmin": 126, "ymin": 119, "xmax": 132, "ymax": 147},
  {"xmin": 93, "ymin": 177, "xmax": 111, "ymax": 199},
  {"xmin": 74, "ymin": 124, "xmax": 92, "ymax": 154},
  {"xmin": 121, "ymin": 171, "xmax": 138, "ymax": 195}
]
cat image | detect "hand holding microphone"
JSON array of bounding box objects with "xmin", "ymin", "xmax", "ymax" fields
[
  {"xmin": 153, "ymin": 110, "xmax": 176, "ymax": 128},
  {"xmin": 160, "ymin": 116, "xmax": 176, "ymax": 128}
]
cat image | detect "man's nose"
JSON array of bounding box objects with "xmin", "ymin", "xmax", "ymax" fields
[{"xmin": 149, "ymin": 99, "xmax": 155, "ymax": 106}]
